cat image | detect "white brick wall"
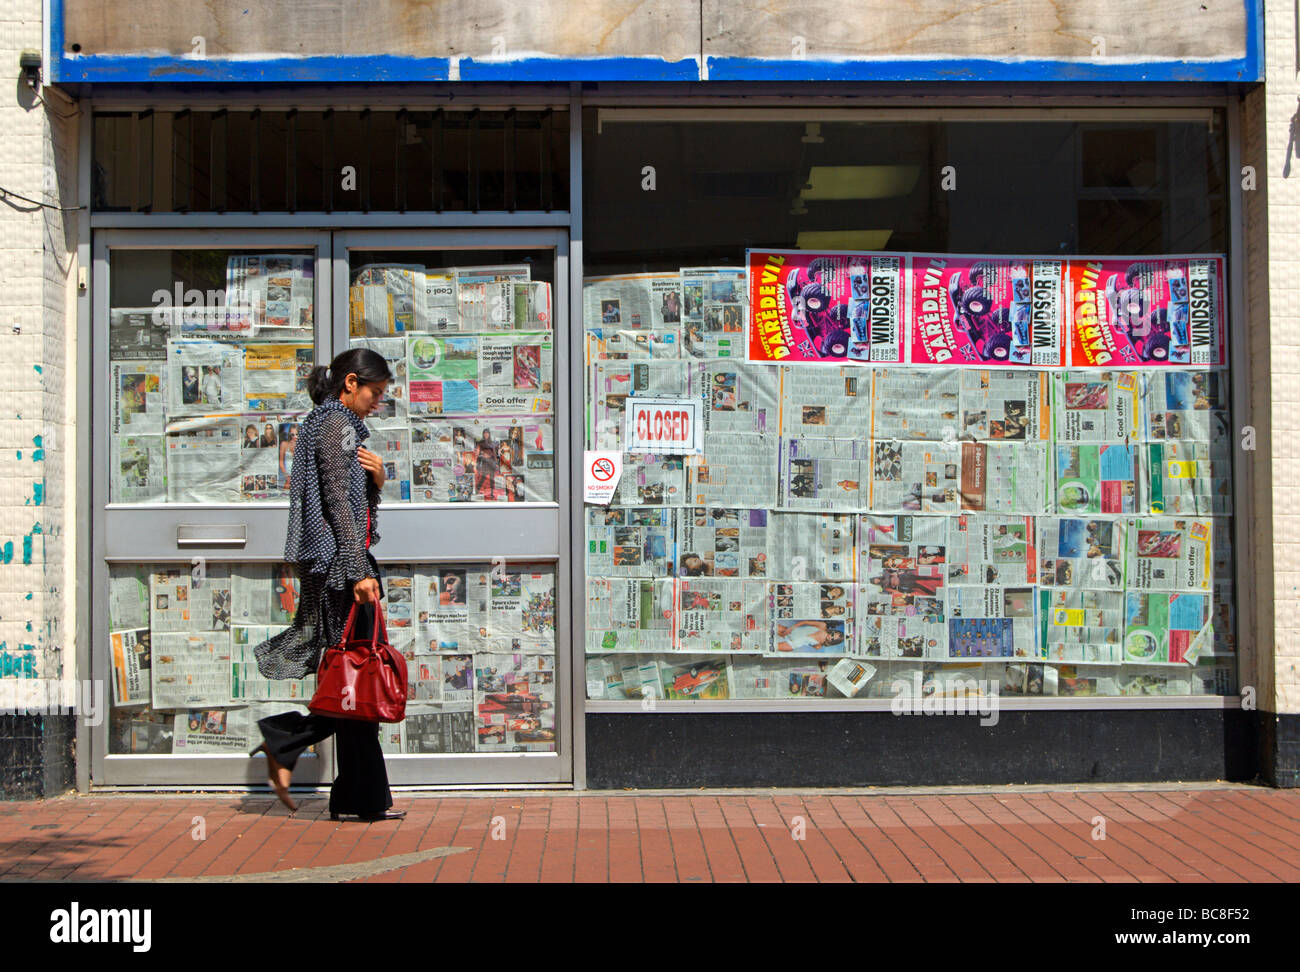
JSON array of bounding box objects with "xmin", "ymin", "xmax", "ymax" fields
[{"xmin": 0, "ymin": 0, "xmax": 76, "ymax": 692}]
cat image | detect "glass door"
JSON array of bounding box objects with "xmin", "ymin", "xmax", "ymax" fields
[
  {"xmin": 92, "ymin": 229, "xmax": 334, "ymax": 786},
  {"xmin": 332, "ymin": 229, "xmax": 571, "ymax": 785}
]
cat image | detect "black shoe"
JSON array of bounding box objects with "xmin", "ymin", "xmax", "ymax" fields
[{"xmin": 331, "ymin": 809, "xmax": 406, "ymax": 822}]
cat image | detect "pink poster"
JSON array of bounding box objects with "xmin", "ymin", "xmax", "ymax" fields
[
  {"xmin": 748, "ymin": 250, "xmax": 905, "ymax": 364},
  {"xmin": 1068, "ymin": 257, "xmax": 1227, "ymax": 367},
  {"xmin": 909, "ymin": 256, "xmax": 1067, "ymax": 366}
]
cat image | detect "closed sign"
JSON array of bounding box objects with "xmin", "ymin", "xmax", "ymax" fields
[{"xmin": 625, "ymin": 398, "xmax": 702, "ymax": 454}]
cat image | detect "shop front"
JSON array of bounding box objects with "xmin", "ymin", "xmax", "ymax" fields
[{"xmin": 50, "ymin": 1, "xmax": 1269, "ymax": 792}]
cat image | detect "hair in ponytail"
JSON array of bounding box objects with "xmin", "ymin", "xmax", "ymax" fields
[{"xmin": 306, "ymin": 348, "xmax": 394, "ymax": 405}]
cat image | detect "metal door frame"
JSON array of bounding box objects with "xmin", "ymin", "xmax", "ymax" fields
[
  {"xmin": 330, "ymin": 227, "xmax": 573, "ymax": 785},
  {"xmin": 90, "ymin": 227, "xmax": 336, "ymax": 786}
]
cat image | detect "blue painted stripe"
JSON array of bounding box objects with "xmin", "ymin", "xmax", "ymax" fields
[
  {"xmin": 48, "ymin": 0, "xmax": 64, "ymax": 83},
  {"xmin": 706, "ymin": 55, "xmax": 1257, "ymax": 83},
  {"xmin": 53, "ymin": 51, "xmax": 1259, "ymax": 85},
  {"xmin": 1245, "ymin": 0, "xmax": 1263, "ymax": 83},
  {"xmin": 458, "ymin": 56, "xmax": 699, "ymax": 82},
  {"xmin": 53, "ymin": 53, "xmax": 454, "ymax": 84}
]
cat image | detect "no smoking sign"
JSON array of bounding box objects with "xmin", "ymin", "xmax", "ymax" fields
[{"xmin": 583, "ymin": 450, "xmax": 623, "ymax": 505}]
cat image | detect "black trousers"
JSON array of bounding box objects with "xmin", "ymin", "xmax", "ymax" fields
[{"xmin": 256, "ymin": 603, "xmax": 394, "ymax": 817}]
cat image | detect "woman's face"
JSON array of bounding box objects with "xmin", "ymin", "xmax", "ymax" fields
[{"xmin": 341, "ymin": 376, "xmax": 388, "ymax": 418}]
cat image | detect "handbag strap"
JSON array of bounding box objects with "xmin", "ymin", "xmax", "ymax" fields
[
  {"xmin": 336, "ymin": 504, "xmax": 381, "ymax": 645},
  {"xmin": 339, "ymin": 599, "xmax": 387, "ymax": 649}
]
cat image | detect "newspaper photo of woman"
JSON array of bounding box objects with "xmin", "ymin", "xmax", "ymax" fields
[
  {"xmin": 201, "ymin": 365, "xmax": 223, "ymax": 406},
  {"xmin": 278, "ymin": 422, "xmax": 298, "ymax": 488},
  {"xmin": 474, "ymin": 428, "xmax": 498, "ymax": 500},
  {"xmin": 775, "ymin": 620, "xmax": 846, "ymax": 653}
]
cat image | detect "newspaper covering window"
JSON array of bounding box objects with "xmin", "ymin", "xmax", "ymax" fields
[
  {"xmin": 588, "ymin": 507, "xmax": 673, "ymax": 576},
  {"xmin": 959, "ymin": 369, "xmax": 1051, "ymax": 441},
  {"xmin": 1039, "ymin": 588, "xmax": 1125, "ymax": 664},
  {"xmin": 455, "ymin": 265, "xmax": 532, "ymax": 331},
  {"xmin": 780, "ymin": 437, "xmax": 868, "ymax": 511},
  {"xmin": 242, "ymin": 343, "xmax": 313, "ymax": 412},
  {"xmin": 111, "ymin": 360, "xmax": 166, "ymax": 436},
  {"xmin": 959, "ymin": 441, "xmax": 1052, "ymax": 514},
  {"xmin": 676, "ymin": 577, "xmax": 767, "ymax": 653},
  {"xmin": 238, "ymin": 413, "xmax": 301, "ymax": 500},
  {"xmin": 1125, "ymin": 517, "xmax": 1212, "ymax": 592},
  {"xmin": 1144, "ymin": 438, "xmax": 1232, "ymax": 515},
  {"xmin": 1053, "ymin": 371, "xmax": 1140, "ymax": 443},
  {"xmin": 110, "ymin": 308, "xmax": 171, "ymax": 361},
  {"xmin": 731, "ymin": 656, "xmax": 833, "ymax": 698},
  {"xmin": 231, "ymin": 626, "xmax": 315, "ymax": 701},
  {"xmin": 694, "ymin": 360, "xmax": 778, "ymax": 435},
  {"xmin": 109, "ymin": 627, "xmax": 151, "ymax": 706},
  {"xmin": 947, "ymin": 585, "xmax": 1038, "ymax": 661},
  {"xmin": 167, "ymin": 340, "xmax": 243, "ymax": 416},
  {"xmin": 769, "ymin": 511, "xmax": 856, "ymax": 580},
  {"xmin": 409, "ymin": 415, "xmax": 552, "ymax": 503},
  {"xmin": 226, "ymin": 253, "xmax": 315, "ymax": 335},
  {"xmin": 586, "ymin": 328, "xmax": 682, "ymax": 360},
  {"xmin": 659, "ymin": 657, "xmax": 731, "ymax": 700},
  {"xmin": 869, "ymin": 439, "xmax": 962, "ymax": 513},
  {"xmin": 350, "ymin": 264, "xmax": 429, "ymax": 336},
  {"xmin": 612, "ymin": 454, "xmax": 687, "ymax": 506},
  {"xmin": 585, "ymin": 577, "xmax": 674, "ymax": 653},
  {"xmin": 475, "ymin": 651, "xmax": 557, "ymax": 751},
  {"xmin": 165, "ymin": 414, "xmax": 242, "ymax": 503},
  {"xmin": 1123, "ymin": 591, "xmax": 1212, "ymax": 664},
  {"xmin": 871, "ymin": 367, "xmax": 961, "ymax": 440},
  {"xmin": 780, "ymin": 366, "xmax": 869, "ymax": 440},
  {"xmin": 111, "ymin": 434, "xmax": 165, "ymax": 503},
  {"xmin": 583, "ymin": 272, "xmax": 682, "ymax": 331},
  {"xmin": 682, "ymin": 267, "xmax": 746, "ymax": 359},
  {"xmin": 151, "ymin": 631, "xmax": 233, "ymax": 709},
  {"xmin": 946, "ymin": 515, "xmax": 1036, "ymax": 587},
  {"xmin": 1036, "ymin": 516, "xmax": 1125, "ymax": 589},
  {"xmin": 483, "ymin": 566, "xmax": 556, "ymax": 653},
  {"xmin": 1055, "ymin": 442, "xmax": 1139, "ymax": 514},
  {"xmin": 590, "ymin": 359, "xmax": 689, "ymax": 449},
  {"xmin": 857, "ymin": 515, "xmax": 948, "ymax": 659}
]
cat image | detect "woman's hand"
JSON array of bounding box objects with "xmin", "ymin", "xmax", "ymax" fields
[
  {"xmin": 353, "ymin": 577, "xmax": 381, "ymax": 603},
  {"xmin": 357, "ymin": 447, "xmax": 386, "ymax": 490}
]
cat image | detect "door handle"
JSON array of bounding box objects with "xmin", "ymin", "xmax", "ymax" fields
[{"xmin": 176, "ymin": 524, "xmax": 248, "ymax": 547}]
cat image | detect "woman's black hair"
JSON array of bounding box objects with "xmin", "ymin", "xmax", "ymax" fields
[{"xmin": 305, "ymin": 348, "xmax": 393, "ymax": 405}]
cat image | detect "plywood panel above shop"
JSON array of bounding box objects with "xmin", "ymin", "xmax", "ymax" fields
[{"xmin": 53, "ymin": 0, "xmax": 1258, "ymax": 83}]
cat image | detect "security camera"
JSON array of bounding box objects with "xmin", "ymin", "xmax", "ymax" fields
[{"xmin": 19, "ymin": 49, "xmax": 41, "ymax": 88}]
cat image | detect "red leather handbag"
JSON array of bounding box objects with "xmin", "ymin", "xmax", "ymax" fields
[
  {"xmin": 308, "ymin": 510, "xmax": 407, "ymax": 722},
  {"xmin": 309, "ymin": 600, "xmax": 408, "ymax": 722}
]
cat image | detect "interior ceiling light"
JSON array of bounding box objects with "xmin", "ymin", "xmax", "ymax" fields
[
  {"xmin": 800, "ymin": 165, "xmax": 921, "ymax": 200},
  {"xmin": 795, "ymin": 230, "xmax": 893, "ymax": 251},
  {"xmin": 801, "ymin": 122, "xmax": 824, "ymax": 144}
]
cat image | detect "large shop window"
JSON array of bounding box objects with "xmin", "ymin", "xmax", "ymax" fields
[
  {"xmin": 101, "ymin": 240, "xmax": 562, "ymax": 766},
  {"xmin": 581, "ymin": 111, "xmax": 1235, "ymax": 703}
]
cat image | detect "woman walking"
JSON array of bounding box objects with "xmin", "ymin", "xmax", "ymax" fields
[{"xmin": 250, "ymin": 348, "xmax": 406, "ymax": 822}]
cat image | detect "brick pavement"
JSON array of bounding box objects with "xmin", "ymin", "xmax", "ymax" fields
[{"xmin": 0, "ymin": 784, "xmax": 1296, "ymax": 883}]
